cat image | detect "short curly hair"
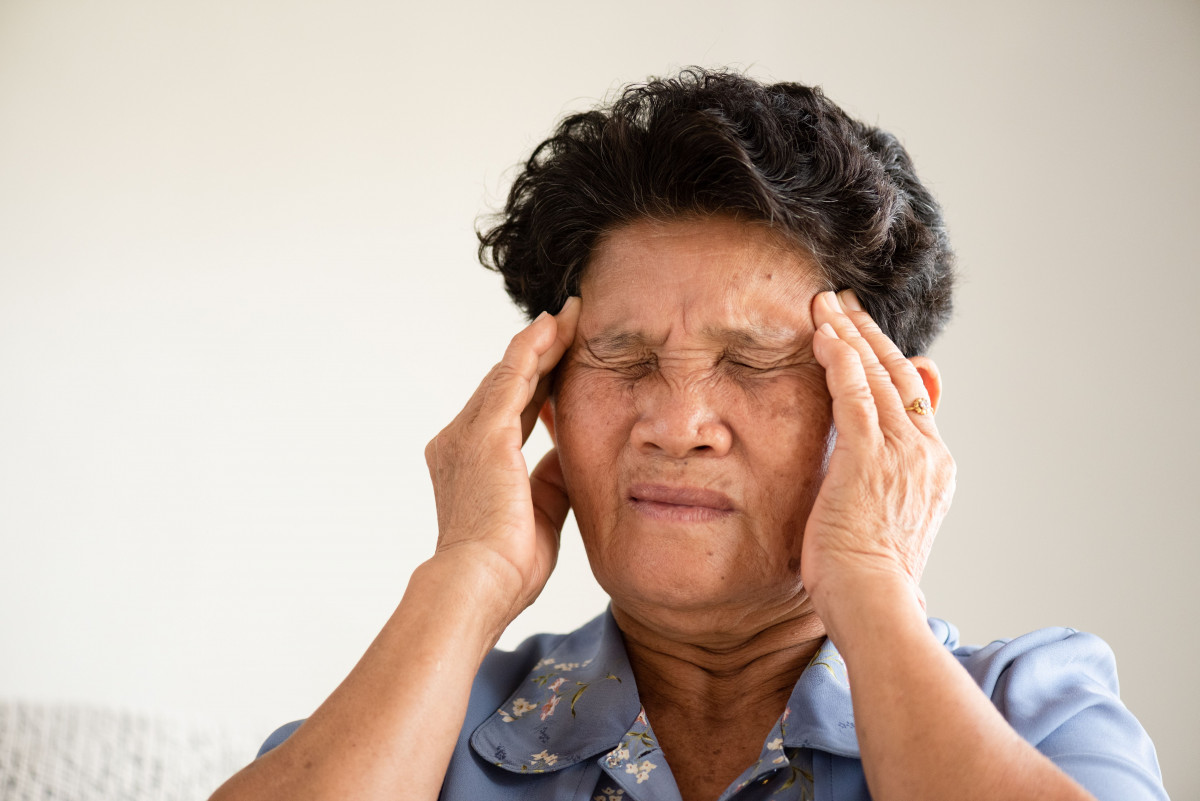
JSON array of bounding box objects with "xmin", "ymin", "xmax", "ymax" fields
[{"xmin": 478, "ymin": 68, "xmax": 954, "ymax": 357}]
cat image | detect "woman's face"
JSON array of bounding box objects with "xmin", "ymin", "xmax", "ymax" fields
[{"xmin": 550, "ymin": 216, "xmax": 835, "ymax": 627}]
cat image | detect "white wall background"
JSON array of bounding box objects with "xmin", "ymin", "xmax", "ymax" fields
[{"xmin": 1, "ymin": 0, "xmax": 1196, "ymax": 797}]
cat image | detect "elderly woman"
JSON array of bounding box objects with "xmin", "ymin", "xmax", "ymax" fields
[{"xmin": 211, "ymin": 70, "xmax": 1166, "ymax": 801}]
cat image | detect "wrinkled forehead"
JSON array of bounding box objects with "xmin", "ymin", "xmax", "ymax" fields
[{"xmin": 577, "ymin": 216, "xmax": 824, "ymax": 345}]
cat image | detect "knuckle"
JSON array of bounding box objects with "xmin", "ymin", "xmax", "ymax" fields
[
  {"xmin": 939, "ymin": 451, "xmax": 957, "ymax": 480},
  {"xmin": 919, "ymin": 446, "xmax": 956, "ymax": 491},
  {"xmin": 862, "ymin": 361, "xmax": 891, "ymax": 383},
  {"xmin": 827, "ymin": 347, "xmax": 864, "ymax": 376},
  {"xmin": 849, "ymin": 310, "xmax": 882, "ymax": 334},
  {"xmin": 844, "ymin": 381, "xmax": 875, "ymax": 406},
  {"xmin": 879, "ymin": 350, "xmax": 911, "ymax": 373},
  {"xmin": 841, "ymin": 397, "xmax": 877, "ymax": 427},
  {"xmin": 830, "ymin": 320, "xmax": 865, "ymax": 347},
  {"xmin": 424, "ymin": 433, "xmax": 450, "ymax": 469},
  {"xmin": 484, "ymin": 360, "xmax": 507, "ymax": 381},
  {"xmin": 492, "ymin": 355, "xmax": 532, "ymax": 388},
  {"xmin": 476, "ymin": 364, "xmax": 528, "ymax": 414}
]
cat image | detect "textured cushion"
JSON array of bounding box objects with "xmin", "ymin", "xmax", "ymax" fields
[{"xmin": 0, "ymin": 702, "xmax": 260, "ymax": 801}]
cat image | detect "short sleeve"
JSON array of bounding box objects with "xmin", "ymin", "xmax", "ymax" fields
[
  {"xmin": 957, "ymin": 628, "xmax": 1167, "ymax": 801},
  {"xmin": 257, "ymin": 719, "xmax": 305, "ymax": 758}
]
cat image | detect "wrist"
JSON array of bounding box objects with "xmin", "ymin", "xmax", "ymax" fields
[
  {"xmin": 406, "ymin": 548, "xmax": 530, "ymax": 660},
  {"xmin": 808, "ymin": 570, "xmax": 929, "ymax": 655}
]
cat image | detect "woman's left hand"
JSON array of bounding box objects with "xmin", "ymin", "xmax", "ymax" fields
[{"xmin": 801, "ymin": 289, "xmax": 956, "ymax": 618}]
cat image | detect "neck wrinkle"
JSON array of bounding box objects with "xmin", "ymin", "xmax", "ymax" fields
[{"xmin": 612, "ymin": 603, "xmax": 827, "ymax": 719}]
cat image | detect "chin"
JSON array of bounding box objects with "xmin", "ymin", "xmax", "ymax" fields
[{"xmin": 594, "ymin": 548, "xmax": 803, "ymax": 621}]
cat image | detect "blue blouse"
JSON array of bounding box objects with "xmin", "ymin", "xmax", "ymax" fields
[{"xmin": 259, "ymin": 610, "xmax": 1167, "ymax": 800}]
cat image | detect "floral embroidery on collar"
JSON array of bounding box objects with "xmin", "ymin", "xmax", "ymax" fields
[
  {"xmin": 714, "ymin": 704, "xmax": 805, "ymax": 799},
  {"xmin": 806, "ymin": 643, "xmax": 849, "ymax": 686},
  {"xmin": 471, "ymin": 612, "xmax": 641, "ymax": 773},
  {"xmin": 777, "ymin": 620, "xmax": 957, "ymax": 759},
  {"xmin": 598, "ymin": 706, "xmax": 672, "ymax": 797},
  {"xmin": 777, "ymin": 637, "xmax": 859, "ymax": 758}
]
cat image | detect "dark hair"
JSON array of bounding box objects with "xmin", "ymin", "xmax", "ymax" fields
[{"xmin": 478, "ymin": 68, "xmax": 954, "ymax": 357}]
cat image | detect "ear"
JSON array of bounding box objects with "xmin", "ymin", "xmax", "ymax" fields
[
  {"xmin": 538, "ymin": 398, "xmax": 557, "ymax": 445},
  {"xmin": 908, "ymin": 356, "xmax": 943, "ymax": 413}
]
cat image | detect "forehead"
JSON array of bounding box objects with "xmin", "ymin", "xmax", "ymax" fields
[{"xmin": 579, "ymin": 216, "xmax": 823, "ymax": 340}]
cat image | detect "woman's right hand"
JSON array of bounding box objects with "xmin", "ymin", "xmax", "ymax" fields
[
  {"xmin": 207, "ymin": 300, "xmax": 582, "ymax": 801},
  {"xmin": 424, "ymin": 297, "xmax": 581, "ymax": 619}
]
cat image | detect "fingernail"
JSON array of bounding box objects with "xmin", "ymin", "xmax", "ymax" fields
[
  {"xmin": 838, "ymin": 289, "xmax": 863, "ymax": 312},
  {"xmin": 561, "ymin": 296, "xmax": 580, "ymax": 314},
  {"xmin": 823, "ymin": 291, "xmax": 842, "ymax": 313},
  {"xmin": 533, "ymin": 310, "xmax": 551, "ymax": 324}
]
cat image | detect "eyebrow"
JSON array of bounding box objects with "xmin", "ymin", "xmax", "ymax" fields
[
  {"xmin": 705, "ymin": 324, "xmax": 808, "ymax": 351},
  {"xmin": 582, "ymin": 330, "xmax": 657, "ymax": 356},
  {"xmin": 582, "ymin": 324, "xmax": 810, "ymax": 355}
]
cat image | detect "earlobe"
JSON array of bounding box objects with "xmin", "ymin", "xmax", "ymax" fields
[
  {"xmin": 908, "ymin": 356, "xmax": 943, "ymax": 413},
  {"xmin": 538, "ymin": 399, "xmax": 557, "ymax": 444}
]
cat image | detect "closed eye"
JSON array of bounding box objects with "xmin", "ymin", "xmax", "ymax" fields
[
  {"xmin": 720, "ymin": 354, "xmax": 778, "ymax": 374},
  {"xmin": 610, "ymin": 357, "xmax": 657, "ymax": 377}
]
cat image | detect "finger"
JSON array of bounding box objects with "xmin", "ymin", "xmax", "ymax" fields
[
  {"xmin": 520, "ymin": 297, "xmax": 581, "ymax": 442},
  {"xmin": 837, "ymin": 290, "xmax": 939, "ymax": 434},
  {"xmin": 812, "ymin": 290, "xmax": 905, "ymax": 424},
  {"xmin": 443, "ymin": 318, "xmax": 547, "ymax": 437},
  {"xmin": 481, "ymin": 299, "xmax": 576, "ymax": 431},
  {"xmin": 529, "ymin": 296, "xmax": 581, "ymax": 395},
  {"xmin": 812, "ymin": 320, "xmax": 882, "ymax": 445}
]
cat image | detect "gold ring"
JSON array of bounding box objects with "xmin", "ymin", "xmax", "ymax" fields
[{"xmin": 904, "ymin": 397, "xmax": 933, "ymax": 416}]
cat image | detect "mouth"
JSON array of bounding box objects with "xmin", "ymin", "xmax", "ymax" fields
[{"xmin": 627, "ymin": 483, "xmax": 735, "ymax": 523}]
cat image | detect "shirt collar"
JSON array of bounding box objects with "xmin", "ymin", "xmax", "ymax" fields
[
  {"xmin": 471, "ymin": 609, "xmax": 641, "ymax": 773},
  {"xmin": 472, "ymin": 609, "xmax": 959, "ymax": 771},
  {"xmin": 779, "ymin": 617, "xmax": 958, "ymax": 758}
]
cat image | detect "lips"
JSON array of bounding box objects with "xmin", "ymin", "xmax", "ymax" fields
[{"xmin": 627, "ymin": 483, "xmax": 735, "ymax": 522}]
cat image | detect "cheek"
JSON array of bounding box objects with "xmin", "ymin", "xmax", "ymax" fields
[
  {"xmin": 551, "ymin": 368, "xmax": 634, "ymax": 495},
  {"xmin": 738, "ymin": 374, "xmax": 834, "ymax": 489},
  {"xmin": 554, "ymin": 366, "xmax": 634, "ymax": 438},
  {"xmin": 741, "ymin": 370, "xmax": 832, "ymax": 436}
]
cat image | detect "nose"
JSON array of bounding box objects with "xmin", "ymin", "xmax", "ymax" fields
[{"xmin": 631, "ymin": 379, "xmax": 732, "ymax": 458}]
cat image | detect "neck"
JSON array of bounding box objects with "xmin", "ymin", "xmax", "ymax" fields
[
  {"xmin": 612, "ymin": 599, "xmax": 827, "ymax": 721},
  {"xmin": 611, "ymin": 601, "xmax": 826, "ymax": 801}
]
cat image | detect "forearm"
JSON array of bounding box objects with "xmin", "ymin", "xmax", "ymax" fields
[
  {"xmin": 818, "ymin": 578, "xmax": 1096, "ymax": 801},
  {"xmin": 209, "ymin": 549, "xmax": 521, "ymax": 801}
]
